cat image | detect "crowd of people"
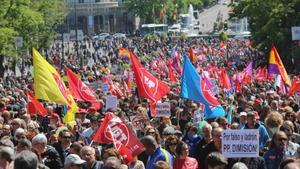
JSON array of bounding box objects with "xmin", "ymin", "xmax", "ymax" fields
[{"xmin": 0, "ymin": 35, "xmax": 299, "ymax": 169}]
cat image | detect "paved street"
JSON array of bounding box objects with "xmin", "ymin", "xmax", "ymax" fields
[{"xmin": 198, "ymin": 0, "xmax": 229, "ymax": 33}]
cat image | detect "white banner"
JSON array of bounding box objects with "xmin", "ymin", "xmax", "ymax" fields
[
  {"xmin": 105, "ymin": 95, "xmax": 118, "ymax": 111},
  {"xmin": 222, "ymin": 129, "xmax": 259, "ymax": 158},
  {"xmin": 155, "ymin": 102, "xmax": 171, "ymax": 117}
]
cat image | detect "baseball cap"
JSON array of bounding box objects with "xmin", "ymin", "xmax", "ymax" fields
[
  {"xmin": 50, "ymin": 113, "xmax": 60, "ymax": 119},
  {"xmin": 64, "ymin": 154, "xmax": 86, "ymax": 168},
  {"xmin": 239, "ymin": 112, "xmax": 247, "ymax": 117}
]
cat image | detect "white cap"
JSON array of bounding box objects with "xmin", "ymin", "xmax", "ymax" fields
[
  {"xmin": 239, "ymin": 112, "xmax": 247, "ymax": 117},
  {"xmin": 64, "ymin": 154, "xmax": 86, "ymax": 168}
]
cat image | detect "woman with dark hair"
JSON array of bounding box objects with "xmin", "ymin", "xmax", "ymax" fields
[
  {"xmin": 173, "ymin": 141, "xmax": 198, "ymax": 169},
  {"xmin": 164, "ymin": 135, "xmax": 178, "ymax": 158},
  {"xmin": 145, "ymin": 127, "xmax": 161, "ymax": 145}
]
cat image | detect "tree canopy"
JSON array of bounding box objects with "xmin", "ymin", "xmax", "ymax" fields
[
  {"xmin": 231, "ymin": 0, "xmax": 300, "ymax": 70},
  {"xmin": 125, "ymin": 0, "xmax": 215, "ymax": 24},
  {"xmin": 0, "ymin": 0, "xmax": 67, "ymax": 59}
]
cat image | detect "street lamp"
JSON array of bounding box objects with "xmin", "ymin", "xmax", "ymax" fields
[{"xmin": 74, "ymin": 0, "xmax": 81, "ymax": 67}]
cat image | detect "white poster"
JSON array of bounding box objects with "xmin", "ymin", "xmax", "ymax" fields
[
  {"xmin": 222, "ymin": 129, "xmax": 259, "ymax": 158},
  {"xmin": 105, "ymin": 95, "xmax": 118, "ymax": 111},
  {"xmin": 155, "ymin": 102, "xmax": 171, "ymax": 117}
]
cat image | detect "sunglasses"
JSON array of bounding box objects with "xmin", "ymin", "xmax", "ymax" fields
[
  {"xmin": 170, "ymin": 142, "xmax": 177, "ymax": 146},
  {"xmin": 62, "ymin": 136, "xmax": 71, "ymax": 139}
]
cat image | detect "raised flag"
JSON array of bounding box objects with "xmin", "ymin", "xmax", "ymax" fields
[
  {"xmin": 93, "ymin": 113, "xmax": 144, "ymax": 163},
  {"xmin": 130, "ymin": 52, "xmax": 170, "ymax": 103},
  {"xmin": 268, "ymin": 45, "xmax": 291, "ymax": 86},
  {"xmin": 180, "ymin": 55, "xmax": 225, "ymax": 119},
  {"xmin": 33, "ymin": 48, "xmax": 71, "ymax": 105},
  {"xmin": 118, "ymin": 48, "xmax": 130, "ymax": 59},
  {"xmin": 189, "ymin": 47, "xmax": 196, "ymax": 63},
  {"xmin": 167, "ymin": 62, "xmax": 176, "ymax": 82},
  {"xmin": 27, "ymin": 92, "xmax": 47, "ymax": 117},
  {"xmin": 66, "ymin": 67, "xmax": 101, "ymax": 110},
  {"xmin": 289, "ymin": 80, "xmax": 300, "ymax": 96},
  {"xmin": 32, "ymin": 48, "xmax": 78, "ymax": 126},
  {"xmin": 219, "ymin": 69, "xmax": 231, "ymax": 89}
]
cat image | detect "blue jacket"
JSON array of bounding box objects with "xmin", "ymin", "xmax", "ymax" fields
[
  {"xmin": 243, "ymin": 122, "xmax": 269, "ymax": 150},
  {"xmin": 263, "ymin": 148, "xmax": 285, "ymax": 169},
  {"xmin": 146, "ymin": 147, "xmax": 173, "ymax": 169}
]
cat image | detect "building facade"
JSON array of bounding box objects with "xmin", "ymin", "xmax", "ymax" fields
[{"xmin": 65, "ymin": 0, "xmax": 139, "ymax": 35}]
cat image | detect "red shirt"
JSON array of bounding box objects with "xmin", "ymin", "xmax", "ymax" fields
[{"xmin": 173, "ymin": 157, "xmax": 199, "ymax": 169}]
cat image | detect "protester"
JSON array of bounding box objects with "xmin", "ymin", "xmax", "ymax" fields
[
  {"xmin": 0, "ymin": 35, "xmax": 299, "ymax": 169},
  {"xmin": 263, "ymin": 131, "xmax": 289, "ymax": 169},
  {"xmin": 173, "ymin": 141, "xmax": 198, "ymax": 169},
  {"xmin": 64, "ymin": 154, "xmax": 86, "ymax": 169},
  {"xmin": 14, "ymin": 150, "xmax": 39, "ymax": 169},
  {"xmin": 205, "ymin": 152, "xmax": 228, "ymax": 169},
  {"xmin": 140, "ymin": 135, "xmax": 173, "ymax": 169}
]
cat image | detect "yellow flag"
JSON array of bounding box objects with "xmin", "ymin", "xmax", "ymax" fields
[
  {"xmin": 63, "ymin": 91, "xmax": 78, "ymax": 127},
  {"xmin": 33, "ymin": 48, "xmax": 78, "ymax": 126},
  {"xmin": 33, "ymin": 48, "xmax": 70, "ymax": 104}
]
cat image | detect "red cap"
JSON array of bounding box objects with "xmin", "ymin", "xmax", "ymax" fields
[{"xmin": 50, "ymin": 113, "xmax": 60, "ymax": 119}]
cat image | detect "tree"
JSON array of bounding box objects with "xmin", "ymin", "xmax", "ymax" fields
[
  {"xmin": 232, "ymin": 0, "xmax": 300, "ymax": 71},
  {"xmin": 0, "ymin": 0, "xmax": 67, "ymax": 77},
  {"xmin": 125, "ymin": 0, "xmax": 209, "ymax": 24}
]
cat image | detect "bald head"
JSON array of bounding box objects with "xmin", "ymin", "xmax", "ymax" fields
[{"xmin": 141, "ymin": 135, "xmax": 158, "ymax": 155}]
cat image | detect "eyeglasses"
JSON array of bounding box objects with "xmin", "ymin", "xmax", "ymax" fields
[{"xmin": 148, "ymin": 131, "xmax": 155, "ymax": 135}]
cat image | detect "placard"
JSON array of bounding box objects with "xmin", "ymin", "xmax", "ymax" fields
[
  {"xmin": 222, "ymin": 129, "xmax": 259, "ymax": 158},
  {"xmin": 101, "ymin": 83, "xmax": 110, "ymax": 92},
  {"xmin": 156, "ymin": 102, "xmax": 171, "ymax": 117},
  {"xmin": 105, "ymin": 95, "xmax": 118, "ymax": 111}
]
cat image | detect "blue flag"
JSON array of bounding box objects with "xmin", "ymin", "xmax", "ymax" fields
[{"xmin": 180, "ymin": 55, "xmax": 225, "ymax": 119}]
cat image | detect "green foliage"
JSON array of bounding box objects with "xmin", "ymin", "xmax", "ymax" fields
[
  {"xmin": 233, "ymin": 0, "xmax": 300, "ymax": 68},
  {"xmin": 144, "ymin": 34, "xmax": 159, "ymax": 40},
  {"xmin": 125, "ymin": 0, "xmax": 213, "ymax": 24},
  {"xmin": 219, "ymin": 32, "xmax": 228, "ymax": 41},
  {"xmin": 179, "ymin": 33, "xmax": 187, "ymax": 41},
  {"xmin": 0, "ymin": 0, "xmax": 67, "ymax": 59},
  {"xmin": 161, "ymin": 33, "xmax": 168, "ymax": 40}
]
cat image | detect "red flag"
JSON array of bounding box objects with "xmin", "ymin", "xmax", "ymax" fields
[
  {"xmin": 66, "ymin": 67, "xmax": 101, "ymax": 110},
  {"xmin": 130, "ymin": 52, "xmax": 170, "ymax": 102},
  {"xmin": 27, "ymin": 92, "xmax": 47, "ymax": 116},
  {"xmin": 189, "ymin": 47, "xmax": 196, "ymax": 63},
  {"xmin": 109, "ymin": 81, "xmax": 125, "ymax": 98},
  {"xmin": 289, "ymin": 80, "xmax": 300, "ymax": 96},
  {"xmin": 219, "ymin": 68, "xmax": 231, "ymax": 89},
  {"xmin": 167, "ymin": 60, "xmax": 176, "ymax": 82},
  {"xmin": 93, "ymin": 113, "xmax": 144, "ymax": 163},
  {"xmin": 123, "ymin": 80, "xmax": 132, "ymax": 96},
  {"xmin": 235, "ymin": 79, "xmax": 241, "ymax": 93},
  {"xmin": 114, "ymin": 141, "xmax": 134, "ymax": 164}
]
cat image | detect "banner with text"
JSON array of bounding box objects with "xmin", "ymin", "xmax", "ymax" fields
[
  {"xmin": 155, "ymin": 102, "xmax": 171, "ymax": 117},
  {"xmin": 222, "ymin": 129, "xmax": 259, "ymax": 158}
]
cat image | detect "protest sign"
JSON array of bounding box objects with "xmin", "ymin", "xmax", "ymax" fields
[
  {"xmin": 105, "ymin": 95, "xmax": 118, "ymax": 111},
  {"xmin": 193, "ymin": 109, "xmax": 204, "ymax": 125},
  {"xmin": 101, "ymin": 83, "xmax": 110, "ymax": 92},
  {"xmin": 222, "ymin": 129, "xmax": 259, "ymax": 158},
  {"xmin": 155, "ymin": 102, "xmax": 171, "ymax": 117}
]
